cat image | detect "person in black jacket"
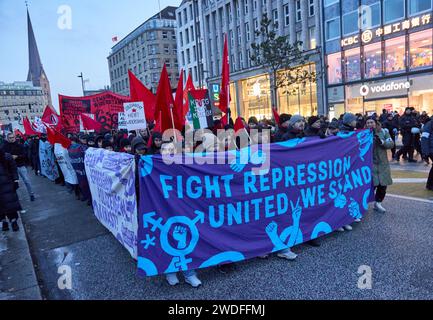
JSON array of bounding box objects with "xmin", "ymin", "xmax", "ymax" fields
[
  {"xmin": 421, "ymin": 116, "xmax": 433, "ymax": 191},
  {"xmin": 382, "ymin": 113, "xmax": 398, "ymax": 159},
  {"xmin": 3, "ymin": 133, "xmax": 35, "ymax": 201},
  {"xmin": 29, "ymin": 135, "xmax": 41, "ymax": 175},
  {"xmin": 0, "ymin": 145, "xmax": 22, "ymax": 232},
  {"xmin": 395, "ymin": 107, "xmax": 418, "ymax": 162}
]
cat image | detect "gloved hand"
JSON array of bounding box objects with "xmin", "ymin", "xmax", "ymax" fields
[
  {"xmin": 374, "ymin": 135, "xmax": 383, "ymax": 145},
  {"xmin": 14, "ymin": 181, "xmax": 19, "ymax": 191}
]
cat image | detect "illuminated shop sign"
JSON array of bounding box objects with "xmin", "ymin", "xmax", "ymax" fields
[
  {"xmin": 360, "ymin": 81, "xmax": 411, "ymax": 97},
  {"xmin": 341, "ymin": 14, "xmax": 432, "ymax": 47}
]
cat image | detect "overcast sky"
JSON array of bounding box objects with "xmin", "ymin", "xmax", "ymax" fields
[{"xmin": 0, "ymin": 0, "xmax": 181, "ymax": 110}]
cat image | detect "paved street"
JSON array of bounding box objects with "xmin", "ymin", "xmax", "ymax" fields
[{"xmin": 4, "ymin": 167, "xmax": 430, "ymax": 300}]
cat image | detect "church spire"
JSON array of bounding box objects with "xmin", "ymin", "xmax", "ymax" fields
[{"xmin": 26, "ymin": 7, "xmax": 52, "ymax": 106}]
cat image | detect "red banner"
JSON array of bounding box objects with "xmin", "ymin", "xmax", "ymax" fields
[{"xmin": 59, "ymin": 91, "xmax": 131, "ymax": 133}]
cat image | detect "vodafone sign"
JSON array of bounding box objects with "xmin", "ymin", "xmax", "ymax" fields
[{"xmin": 359, "ymin": 81, "xmax": 411, "ymax": 97}]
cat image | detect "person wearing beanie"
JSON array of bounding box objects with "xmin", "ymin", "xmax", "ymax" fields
[
  {"xmin": 305, "ymin": 116, "xmax": 325, "ymax": 138},
  {"xmin": 131, "ymin": 136, "xmax": 147, "ymax": 155},
  {"xmin": 274, "ymin": 114, "xmax": 292, "ymax": 142},
  {"xmin": 119, "ymin": 138, "xmax": 132, "ymax": 153},
  {"xmin": 95, "ymin": 135, "xmax": 104, "ymax": 148},
  {"xmin": 79, "ymin": 134, "xmax": 89, "ymax": 146},
  {"xmin": 326, "ymin": 120, "xmax": 340, "ymax": 136},
  {"xmin": 87, "ymin": 137, "xmax": 96, "ymax": 148},
  {"xmin": 101, "ymin": 140, "xmax": 114, "ymax": 151},
  {"xmin": 278, "ymin": 115, "xmax": 305, "ymax": 141}
]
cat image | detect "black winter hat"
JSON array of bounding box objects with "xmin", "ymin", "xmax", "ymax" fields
[{"xmin": 279, "ymin": 113, "xmax": 292, "ymax": 126}]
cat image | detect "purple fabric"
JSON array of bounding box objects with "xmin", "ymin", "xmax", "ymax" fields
[{"xmin": 137, "ymin": 130, "xmax": 374, "ymax": 277}]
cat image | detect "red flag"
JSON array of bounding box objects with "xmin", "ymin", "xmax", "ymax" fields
[
  {"xmin": 219, "ymin": 34, "xmax": 230, "ymax": 114},
  {"xmin": 221, "ymin": 114, "xmax": 228, "ymax": 126},
  {"xmin": 174, "ymin": 70, "xmax": 185, "ymax": 129},
  {"xmin": 128, "ymin": 70, "xmax": 156, "ymax": 122},
  {"xmin": 81, "ymin": 114, "xmax": 102, "ymax": 132},
  {"xmin": 14, "ymin": 129, "xmax": 25, "ymax": 139},
  {"xmin": 183, "ymin": 73, "xmax": 195, "ymax": 118},
  {"xmin": 234, "ymin": 117, "xmax": 247, "ymax": 133},
  {"xmin": 23, "ymin": 117, "xmax": 38, "ymax": 136},
  {"xmin": 46, "ymin": 126, "xmax": 71, "ymax": 149},
  {"xmin": 154, "ymin": 64, "xmax": 176, "ymax": 133},
  {"xmin": 112, "ymin": 36, "xmax": 118, "ymax": 42},
  {"xmin": 42, "ymin": 105, "xmax": 62, "ymax": 130},
  {"xmin": 272, "ymin": 107, "xmax": 280, "ymax": 125}
]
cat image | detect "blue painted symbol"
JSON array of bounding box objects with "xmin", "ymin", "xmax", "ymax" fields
[
  {"xmin": 362, "ymin": 189, "xmax": 371, "ymax": 211},
  {"xmin": 140, "ymin": 155, "xmax": 153, "ymax": 177},
  {"xmin": 276, "ymin": 137, "xmax": 306, "ymax": 148},
  {"xmin": 357, "ymin": 130, "xmax": 373, "ymax": 161},
  {"xmin": 348, "ymin": 197, "xmax": 362, "ymax": 219},
  {"xmin": 229, "ymin": 146, "xmax": 268, "ymax": 173},
  {"xmin": 137, "ymin": 257, "xmax": 158, "ymax": 276},
  {"xmin": 142, "ymin": 210, "xmax": 205, "ymax": 272},
  {"xmin": 199, "ymin": 251, "xmax": 245, "ymax": 269},
  {"xmin": 311, "ymin": 222, "xmax": 332, "ymax": 240},
  {"xmin": 141, "ymin": 234, "xmax": 156, "ymax": 249},
  {"xmin": 333, "ymin": 179, "xmax": 347, "ymax": 208},
  {"xmin": 337, "ymin": 132, "xmax": 356, "ymax": 139},
  {"xmin": 265, "ymin": 197, "xmax": 303, "ymax": 251}
]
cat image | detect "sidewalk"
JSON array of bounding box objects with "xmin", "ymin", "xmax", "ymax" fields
[{"xmin": 0, "ymin": 218, "xmax": 42, "ymax": 300}]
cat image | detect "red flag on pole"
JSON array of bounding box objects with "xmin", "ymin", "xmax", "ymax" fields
[
  {"xmin": 81, "ymin": 114, "xmax": 102, "ymax": 132},
  {"xmin": 46, "ymin": 125, "xmax": 72, "ymax": 149},
  {"xmin": 23, "ymin": 117, "xmax": 38, "ymax": 136},
  {"xmin": 42, "ymin": 105, "xmax": 62, "ymax": 130},
  {"xmin": 219, "ymin": 34, "xmax": 230, "ymax": 114},
  {"xmin": 174, "ymin": 70, "xmax": 186, "ymax": 129},
  {"xmin": 272, "ymin": 107, "xmax": 280, "ymax": 125},
  {"xmin": 154, "ymin": 64, "xmax": 176, "ymax": 133},
  {"xmin": 183, "ymin": 73, "xmax": 195, "ymax": 118},
  {"xmin": 128, "ymin": 70, "xmax": 156, "ymax": 122},
  {"xmin": 234, "ymin": 117, "xmax": 247, "ymax": 133}
]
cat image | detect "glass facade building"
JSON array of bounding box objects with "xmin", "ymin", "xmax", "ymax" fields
[{"xmin": 323, "ymin": 0, "xmax": 433, "ymax": 118}]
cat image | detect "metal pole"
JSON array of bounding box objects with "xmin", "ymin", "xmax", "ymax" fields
[{"xmin": 78, "ymin": 72, "xmax": 85, "ymax": 96}]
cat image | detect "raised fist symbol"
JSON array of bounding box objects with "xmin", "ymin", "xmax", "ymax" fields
[{"xmin": 173, "ymin": 225, "xmax": 188, "ymax": 249}]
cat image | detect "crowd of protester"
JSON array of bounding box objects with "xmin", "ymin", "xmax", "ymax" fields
[{"xmin": 1, "ymin": 107, "xmax": 432, "ymax": 287}]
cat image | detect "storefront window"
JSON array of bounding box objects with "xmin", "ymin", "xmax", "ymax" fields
[
  {"xmin": 278, "ymin": 64, "xmax": 317, "ymax": 117},
  {"xmin": 410, "ymin": 29, "xmax": 433, "ymax": 70},
  {"xmin": 344, "ymin": 48, "xmax": 361, "ymax": 81},
  {"xmin": 240, "ymin": 74, "xmax": 271, "ymax": 120},
  {"xmin": 364, "ymin": 42, "xmax": 382, "ymax": 78},
  {"xmin": 327, "ymin": 53, "xmax": 342, "ymax": 84},
  {"xmin": 409, "ymin": 0, "xmax": 432, "ymax": 16},
  {"xmin": 385, "ymin": 36, "xmax": 406, "ymax": 74}
]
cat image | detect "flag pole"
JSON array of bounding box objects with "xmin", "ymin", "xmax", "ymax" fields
[{"xmin": 169, "ymin": 104, "xmax": 178, "ymax": 143}]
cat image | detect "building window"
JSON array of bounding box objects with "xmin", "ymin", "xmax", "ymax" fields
[
  {"xmin": 296, "ymin": 0, "xmax": 302, "ymax": 22},
  {"xmin": 179, "ymin": 31, "xmax": 183, "ymax": 46},
  {"xmin": 273, "ymin": 9, "xmax": 278, "ymax": 27},
  {"xmin": 409, "ymin": 0, "xmax": 432, "ymax": 15},
  {"xmin": 284, "ymin": 4, "xmax": 290, "ymax": 26},
  {"xmin": 343, "ymin": 10, "xmax": 359, "ymax": 35},
  {"xmin": 385, "ymin": 36, "xmax": 406, "ymax": 74},
  {"xmin": 178, "ymin": 12, "xmax": 182, "ymax": 27},
  {"xmin": 190, "ymin": 27, "xmax": 195, "ymax": 41},
  {"xmin": 246, "ymin": 22, "xmax": 250, "ymax": 41},
  {"xmin": 186, "ymin": 31, "xmax": 190, "ymax": 44},
  {"xmin": 326, "ymin": 18, "xmax": 340, "ymax": 41},
  {"xmin": 410, "ymin": 29, "xmax": 433, "ymax": 70},
  {"xmin": 309, "ymin": 0, "xmax": 315, "ymax": 16},
  {"xmin": 325, "ymin": 0, "xmax": 339, "ymax": 6},
  {"xmin": 360, "ymin": 2, "xmax": 381, "ymax": 30},
  {"xmin": 164, "ymin": 45, "xmax": 170, "ymax": 54},
  {"xmin": 245, "ymin": 0, "xmax": 249, "ymax": 15},
  {"xmin": 344, "ymin": 48, "xmax": 361, "ymax": 81},
  {"xmin": 162, "ymin": 31, "xmax": 168, "ymax": 39},
  {"xmin": 187, "ymin": 48, "xmax": 191, "ymax": 64},
  {"xmin": 363, "ymin": 42, "xmax": 382, "ymax": 78},
  {"xmin": 384, "ymin": 0, "xmax": 405, "ymax": 23},
  {"xmin": 309, "ymin": 27, "xmax": 316, "ymax": 49}
]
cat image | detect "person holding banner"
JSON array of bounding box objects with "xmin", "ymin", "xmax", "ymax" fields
[{"xmin": 365, "ymin": 117, "xmax": 394, "ymax": 213}]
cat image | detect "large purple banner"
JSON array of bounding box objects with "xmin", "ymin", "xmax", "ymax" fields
[{"xmin": 137, "ymin": 130, "xmax": 374, "ymax": 276}]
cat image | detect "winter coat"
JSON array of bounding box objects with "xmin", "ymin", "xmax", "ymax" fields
[
  {"xmin": 421, "ymin": 118, "xmax": 433, "ymax": 156},
  {"xmin": 399, "ymin": 115, "xmax": 418, "ymax": 147},
  {"xmin": 0, "ymin": 151, "xmax": 22, "ymax": 214},
  {"xmin": 3, "ymin": 141, "xmax": 27, "ymax": 167},
  {"xmin": 372, "ymin": 128, "xmax": 394, "ymax": 187},
  {"xmin": 280, "ymin": 127, "xmax": 305, "ymax": 141}
]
